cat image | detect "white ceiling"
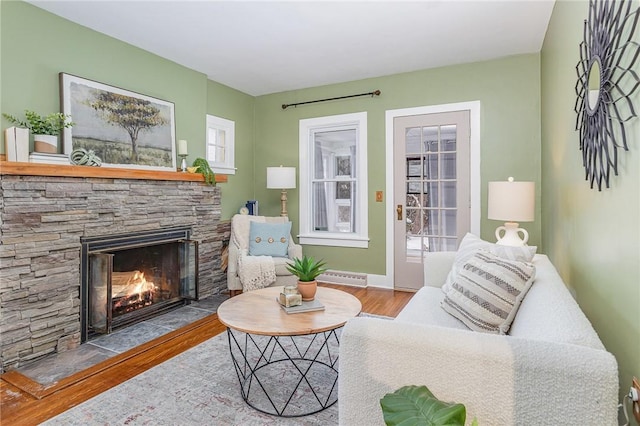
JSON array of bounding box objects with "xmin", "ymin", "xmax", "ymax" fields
[{"xmin": 28, "ymin": 0, "xmax": 556, "ymax": 96}]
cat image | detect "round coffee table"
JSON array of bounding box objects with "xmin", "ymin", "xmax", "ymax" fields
[{"xmin": 217, "ymin": 286, "xmax": 361, "ymax": 417}]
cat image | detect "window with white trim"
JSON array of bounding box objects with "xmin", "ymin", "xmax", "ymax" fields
[
  {"xmin": 299, "ymin": 112, "xmax": 368, "ymax": 248},
  {"xmin": 206, "ymin": 114, "xmax": 235, "ymax": 174}
]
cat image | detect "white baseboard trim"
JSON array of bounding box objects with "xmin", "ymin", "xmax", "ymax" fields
[
  {"xmin": 365, "ymin": 273, "xmax": 393, "ymax": 289},
  {"xmin": 318, "ymin": 270, "xmax": 393, "ymax": 289},
  {"xmin": 318, "ymin": 269, "xmax": 367, "ymax": 287}
]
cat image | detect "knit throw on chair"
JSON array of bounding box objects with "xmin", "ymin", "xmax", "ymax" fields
[{"xmin": 237, "ymin": 249, "xmax": 276, "ymax": 291}]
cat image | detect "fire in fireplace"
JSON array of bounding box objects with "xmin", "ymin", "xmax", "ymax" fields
[{"xmin": 80, "ymin": 227, "xmax": 198, "ymax": 341}]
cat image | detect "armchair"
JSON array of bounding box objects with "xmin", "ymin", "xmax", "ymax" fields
[{"xmin": 227, "ymin": 214, "xmax": 302, "ymax": 295}]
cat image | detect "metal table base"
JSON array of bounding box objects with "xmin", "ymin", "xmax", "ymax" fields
[{"xmin": 226, "ymin": 327, "xmax": 341, "ymax": 417}]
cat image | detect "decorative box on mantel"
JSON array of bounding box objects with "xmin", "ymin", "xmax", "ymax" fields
[{"xmin": 0, "ymin": 161, "xmax": 227, "ymax": 372}]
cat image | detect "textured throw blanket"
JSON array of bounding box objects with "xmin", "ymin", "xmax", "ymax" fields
[{"xmin": 237, "ymin": 249, "xmax": 276, "ymax": 291}]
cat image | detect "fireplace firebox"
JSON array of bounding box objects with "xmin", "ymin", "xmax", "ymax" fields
[{"xmin": 80, "ymin": 227, "xmax": 198, "ymax": 341}]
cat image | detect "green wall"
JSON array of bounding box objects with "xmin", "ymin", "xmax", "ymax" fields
[
  {"xmin": 206, "ymin": 80, "xmax": 255, "ymax": 219},
  {"xmin": 541, "ymin": 0, "xmax": 640, "ymax": 399},
  {"xmin": 254, "ymin": 54, "xmax": 542, "ymax": 274},
  {"xmin": 0, "ymin": 1, "xmax": 255, "ymax": 220}
]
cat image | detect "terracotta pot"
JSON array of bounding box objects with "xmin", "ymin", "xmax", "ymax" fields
[{"xmin": 296, "ymin": 280, "xmax": 317, "ymax": 301}]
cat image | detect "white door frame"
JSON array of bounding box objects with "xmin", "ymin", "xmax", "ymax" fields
[{"xmin": 378, "ymin": 101, "xmax": 481, "ymax": 289}]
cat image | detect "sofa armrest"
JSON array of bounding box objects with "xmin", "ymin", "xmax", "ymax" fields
[
  {"xmin": 339, "ymin": 318, "xmax": 618, "ymax": 426},
  {"xmin": 423, "ymin": 251, "xmax": 456, "ymax": 287}
]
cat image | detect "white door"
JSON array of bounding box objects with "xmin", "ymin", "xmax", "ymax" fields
[{"xmin": 393, "ymin": 111, "xmax": 470, "ymax": 290}]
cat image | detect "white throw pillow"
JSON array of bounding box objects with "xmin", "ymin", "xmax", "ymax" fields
[
  {"xmin": 441, "ymin": 250, "xmax": 537, "ymax": 334},
  {"xmin": 442, "ymin": 233, "xmax": 537, "ymax": 293}
]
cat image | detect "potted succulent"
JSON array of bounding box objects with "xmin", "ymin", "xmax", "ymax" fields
[
  {"xmin": 285, "ymin": 255, "xmax": 327, "ymax": 301},
  {"xmin": 3, "ymin": 110, "xmax": 74, "ymax": 153}
]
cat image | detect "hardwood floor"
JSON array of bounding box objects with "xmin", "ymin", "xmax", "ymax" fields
[{"xmin": 0, "ymin": 284, "xmax": 413, "ymax": 425}]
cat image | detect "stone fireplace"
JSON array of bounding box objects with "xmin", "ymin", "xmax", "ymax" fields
[
  {"xmin": 0, "ymin": 164, "xmax": 229, "ymax": 372},
  {"xmin": 82, "ymin": 227, "xmax": 198, "ymax": 340}
]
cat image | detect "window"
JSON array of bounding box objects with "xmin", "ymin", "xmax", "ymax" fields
[
  {"xmin": 298, "ymin": 112, "xmax": 368, "ymax": 248},
  {"xmin": 206, "ymin": 114, "xmax": 235, "ymax": 174}
]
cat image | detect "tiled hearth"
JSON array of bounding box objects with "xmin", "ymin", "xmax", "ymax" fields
[
  {"xmin": 0, "ymin": 165, "xmax": 229, "ymax": 373},
  {"xmin": 16, "ymin": 294, "xmax": 227, "ymax": 386}
]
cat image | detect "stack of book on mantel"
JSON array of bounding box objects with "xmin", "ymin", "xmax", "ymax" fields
[{"xmin": 29, "ymin": 152, "xmax": 71, "ymax": 165}]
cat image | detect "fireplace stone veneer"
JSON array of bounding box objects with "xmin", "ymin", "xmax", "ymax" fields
[{"xmin": 0, "ymin": 173, "xmax": 228, "ymax": 372}]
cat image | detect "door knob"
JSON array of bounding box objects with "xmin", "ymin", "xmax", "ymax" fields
[{"xmin": 397, "ymin": 204, "xmax": 403, "ymax": 221}]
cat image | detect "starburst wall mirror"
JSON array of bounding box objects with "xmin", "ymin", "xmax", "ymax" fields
[{"xmin": 575, "ymin": 0, "xmax": 640, "ymax": 190}]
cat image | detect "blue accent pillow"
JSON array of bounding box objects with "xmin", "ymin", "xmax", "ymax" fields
[{"xmin": 248, "ymin": 221, "xmax": 292, "ymax": 257}]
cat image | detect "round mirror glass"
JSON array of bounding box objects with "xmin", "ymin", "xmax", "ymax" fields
[{"xmin": 587, "ymin": 58, "xmax": 601, "ymax": 112}]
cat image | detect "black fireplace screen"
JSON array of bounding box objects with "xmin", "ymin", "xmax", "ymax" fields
[{"xmin": 81, "ymin": 227, "xmax": 197, "ymax": 340}]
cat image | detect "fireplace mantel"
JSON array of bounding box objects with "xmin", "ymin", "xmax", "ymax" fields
[
  {"xmin": 0, "ymin": 161, "xmax": 227, "ymax": 183},
  {"xmin": 0, "ymin": 168, "xmax": 229, "ymax": 372}
]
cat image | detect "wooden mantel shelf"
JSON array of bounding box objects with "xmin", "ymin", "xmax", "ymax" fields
[{"xmin": 0, "ymin": 161, "xmax": 227, "ymax": 183}]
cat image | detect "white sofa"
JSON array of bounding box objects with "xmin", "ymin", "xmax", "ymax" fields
[{"xmin": 339, "ymin": 252, "xmax": 619, "ymax": 425}]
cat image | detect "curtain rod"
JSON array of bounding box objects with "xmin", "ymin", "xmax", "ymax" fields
[{"xmin": 281, "ymin": 90, "xmax": 381, "ymax": 110}]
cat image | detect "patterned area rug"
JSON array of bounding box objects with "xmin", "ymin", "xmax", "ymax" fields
[{"xmin": 43, "ymin": 331, "xmax": 340, "ymax": 425}]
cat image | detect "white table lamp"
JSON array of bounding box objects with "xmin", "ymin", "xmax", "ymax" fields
[
  {"xmin": 267, "ymin": 166, "xmax": 296, "ymax": 217},
  {"xmin": 488, "ymin": 177, "xmax": 535, "ymax": 246}
]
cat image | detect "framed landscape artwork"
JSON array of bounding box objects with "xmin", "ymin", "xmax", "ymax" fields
[{"xmin": 60, "ymin": 73, "xmax": 176, "ymax": 171}]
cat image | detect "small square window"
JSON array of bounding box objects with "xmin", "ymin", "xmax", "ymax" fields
[{"xmin": 206, "ymin": 114, "xmax": 235, "ymax": 175}]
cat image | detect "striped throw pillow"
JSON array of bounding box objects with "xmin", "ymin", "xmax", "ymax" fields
[
  {"xmin": 441, "ymin": 250, "xmax": 536, "ymax": 334},
  {"xmin": 442, "ymin": 233, "xmax": 537, "ymax": 293}
]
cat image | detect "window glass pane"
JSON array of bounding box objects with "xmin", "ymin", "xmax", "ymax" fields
[
  {"xmin": 405, "ymin": 127, "xmax": 421, "ymax": 154},
  {"xmin": 336, "ymin": 181, "xmax": 352, "ymax": 199},
  {"xmin": 407, "ymin": 180, "xmax": 421, "ymax": 195},
  {"xmin": 424, "ymin": 181, "xmax": 438, "ymax": 207},
  {"xmin": 441, "ymin": 181, "xmax": 456, "ymax": 208},
  {"xmin": 312, "ymin": 181, "xmax": 355, "ymax": 233},
  {"xmin": 424, "ymin": 154, "xmax": 438, "ymax": 179},
  {"xmin": 406, "ymin": 208, "xmax": 420, "ymax": 236},
  {"xmin": 313, "ymin": 129, "xmax": 355, "ymax": 180},
  {"xmin": 312, "ymin": 182, "xmax": 329, "ymax": 231},
  {"xmin": 407, "ymin": 157, "xmax": 421, "ymax": 177},
  {"xmin": 442, "ymin": 210, "xmax": 457, "ymax": 236},
  {"xmin": 426, "ymin": 209, "xmax": 440, "ymax": 235},
  {"xmin": 440, "ymin": 125, "xmax": 456, "ymax": 152},
  {"xmin": 441, "ymin": 153, "xmax": 456, "ymax": 179},
  {"xmin": 423, "ymin": 126, "xmax": 439, "ymax": 152}
]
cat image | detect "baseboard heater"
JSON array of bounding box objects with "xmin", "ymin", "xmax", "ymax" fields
[{"xmin": 318, "ymin": 270, "xmax": 367, "ymax": 287}]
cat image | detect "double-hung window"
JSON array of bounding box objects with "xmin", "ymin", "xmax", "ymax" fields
[
  {"xmin": 206, "ymin": 114, "xmax": 235, "ymax": 174},
  {"xmin": 298, "ymin": 112, "xmax": 368, "ymax": 248}
]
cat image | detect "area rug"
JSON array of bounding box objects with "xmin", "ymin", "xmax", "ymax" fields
[{"xmin": 43, "ymin": 331, "xmax": 340, "ymax": 426}]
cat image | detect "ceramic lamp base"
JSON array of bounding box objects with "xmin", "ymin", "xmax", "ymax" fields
[{"xmin": 495, "ymin": 222, "xmax": 529, "ymax": 246}]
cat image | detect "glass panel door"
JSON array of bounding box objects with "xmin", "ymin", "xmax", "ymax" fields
[{"xmin": 393, "ymin": 111, "xmax": 470, "ymax": 290}]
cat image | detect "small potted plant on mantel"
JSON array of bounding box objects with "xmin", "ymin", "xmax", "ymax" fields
[
  {"xmin": 285, "ymin": 255, "xmax": 327, "ymax": 301},
  {"xmin": 3, "ymin": 110, "xmax": 74, "ymax": 154}
]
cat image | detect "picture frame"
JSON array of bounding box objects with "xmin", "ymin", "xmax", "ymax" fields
[{"xmin": 60, "ymin": 73, "xmax": 176, "ymax": 171}]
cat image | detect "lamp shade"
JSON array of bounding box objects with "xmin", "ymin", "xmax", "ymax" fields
[
  {"xmin": 488, "ymin": 178, "xmax": 535, "ymax": 222},
  {"xmin": 267, "ymin": 166, "xmax": 296, "ymax": 189}
]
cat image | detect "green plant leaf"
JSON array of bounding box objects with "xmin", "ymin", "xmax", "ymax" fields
[
  {"xmin": 380, "ymin": 385, "xmax": 467, "ymax": 426},
  {"xmin": 191, "ymin": 157, "xmax": 216, "ymax": 186},
  {"xmin": 285, "ymin": 255, "xmax": 327, "ymax": 281},
  {"xmin": 2, "ymin": 110, "xmax": 73, "ymax": 135}
]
